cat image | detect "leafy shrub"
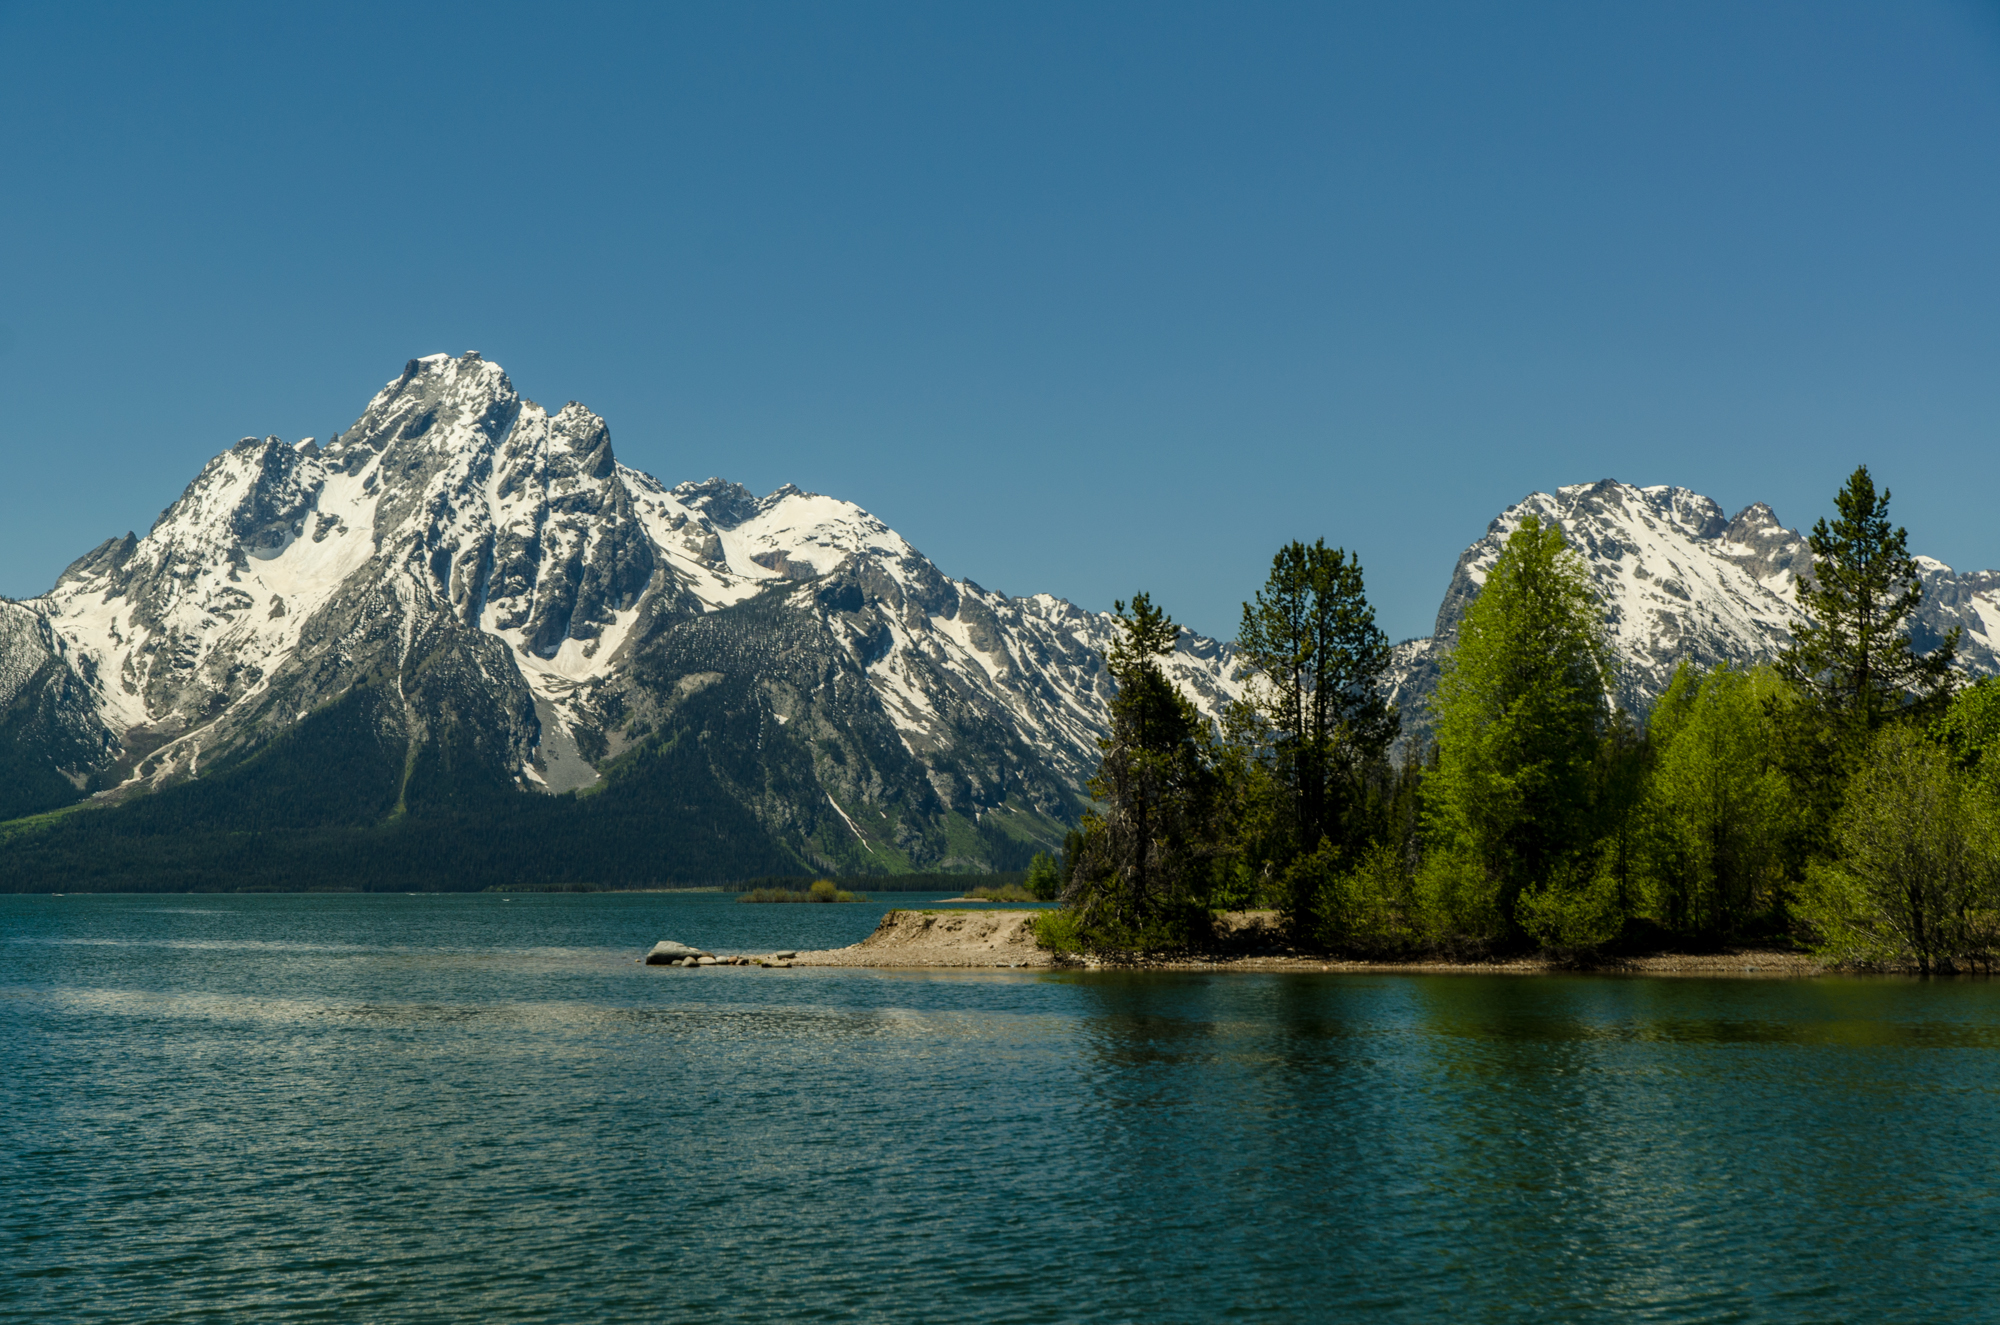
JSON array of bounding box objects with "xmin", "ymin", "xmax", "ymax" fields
[
  {"xmin": 1304, "ymin": 841, "xmax": 1417, "ymax": 957},
  {"xmin": 1798, "ymin": 724, "xmax": 2000, "ymax": 973},
  {"xmin": 1513, "ymin": 857, "xmax": 1625, "ymax": 959},
  {"xmin": 1032, "ymin": 910, "xmax": 1086, "ymax": 954},
  {"xmin": 1410, "ymin": 849, "xmax": 1505, "ymax": 956}
]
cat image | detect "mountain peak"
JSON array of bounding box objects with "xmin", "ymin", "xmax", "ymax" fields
[{"xmin": 673, "ymin": 477, "xmax": 761, "ymax": 528}]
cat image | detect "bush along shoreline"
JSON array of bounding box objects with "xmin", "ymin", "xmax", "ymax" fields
[
  {"xmin": 1042, "ymin": 466, "xmax": 2000, "ymax": 976},
  {"xmin": 739, "ymin": 880, "xmax": 867, "ymax": 903}
]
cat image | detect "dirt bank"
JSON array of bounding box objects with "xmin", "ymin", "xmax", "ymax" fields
[
  {"xmin": 792, "ymin": 908, "xmax": 1827, "ymax": 976},
  {"xmin": 795, "ymin": 909, "xmax": 1052, "ymax": 967}
]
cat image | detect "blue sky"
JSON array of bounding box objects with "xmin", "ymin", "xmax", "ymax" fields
[{"xmin": 2, "ymin": 1, "xmax": 1996, "ymax": 642}]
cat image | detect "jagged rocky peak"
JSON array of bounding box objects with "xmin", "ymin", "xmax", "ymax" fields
[
  {"xmin": 324, "ymin": 352, "xmax": 517, "ymax": 468},
  {"xmin": 673, "ymin": 477, "xmax": 762, "ymax": 529},
  {"xmin": 1718, "ymin": 502, "xmax": 1811, "ymax": 581},
  {"xmin": 0, "ymin": 349, "xmax": 1259, "ymax": 872},
  {"xmin": 55, "ymin": 532, "xmax": 137, "ymax": 588}
]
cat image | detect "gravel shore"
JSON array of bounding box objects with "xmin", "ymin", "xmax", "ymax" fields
[{"xmin": 787, "ymin": 908, "xmax": 1828, "ymax": 976}]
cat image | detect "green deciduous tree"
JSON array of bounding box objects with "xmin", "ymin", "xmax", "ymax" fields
[
  {"xmin": 1644, "ymin": 662, "xmax": 1794, "ymax": 941},
  {"xmin": 1024, "ymin": 850, "xmax": 1061, "ymax": 901},
  {"xmin": 1934, "ymin": 676, "xmax": 2000, "ymax": 795},
  {"xmin": 1422, "ymin": 515, "xmax": 1616, "ymax": 947},
  {"xmin": 1066, "ymin": 592, "xmax": 1219, "ymax": 949},
  {"xmin": 1800, "ymin": 723, "xmax": 2000, "ymax": 974}
]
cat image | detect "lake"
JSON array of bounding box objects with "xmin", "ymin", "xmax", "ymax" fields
[{"xmin": 5, "ymin": 891, "xmax": 1998, "ymax": 1322}]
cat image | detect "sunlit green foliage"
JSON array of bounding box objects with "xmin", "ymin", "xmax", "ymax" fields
[
  {"xmin": 1799, "ymin": 724, "xmax": 2000, "ymax": 973},
  {"xmin": 1032, "ymin": 908, "xmax": 1086, "ymax": 954},
  {"xmin": 1424, "ymin": 515, "xmax": 1616, "ymax": 944},
  {"xmin": 1935, "ymin": 677, "xmax": 2000, "ymax": 794},
  {"xmin": 1643, "ymin": 663, "xmax": 1795, "ymax": 941},
  {"xmin": 1024, "ymin": 851, "xmax": 1062, "ymax": 900}
]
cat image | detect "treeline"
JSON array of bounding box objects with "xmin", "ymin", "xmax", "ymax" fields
[
  {"xmin": 1048, "ymin": 466, "xmax": 2000, "ymax": 973},
  {"xmin": 0, "ymin": 686, "xmax": 806, "ymax": 892}
]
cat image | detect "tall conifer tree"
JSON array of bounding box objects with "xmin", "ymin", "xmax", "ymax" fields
[
  {"xmin": 1067, "ymin": 593, "xmax": 1218, "ymax": 947},
  {"xmin": 1233, "ymin": 540, "xmax": 1397, "ymax": 924},
  {"xmin": 1778, "ymin": 465, "xmax": 1957, "ymax": 734}
]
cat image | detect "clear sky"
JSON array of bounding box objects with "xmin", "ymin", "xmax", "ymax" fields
[{"xmin": 2, "ymin": 1, "xmax": 1997, "ymax": 643}]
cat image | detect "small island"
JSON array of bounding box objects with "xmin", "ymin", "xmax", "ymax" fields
[{"xmin": 738, "ymin": 879, "xmax": 867, "ymax": 904}]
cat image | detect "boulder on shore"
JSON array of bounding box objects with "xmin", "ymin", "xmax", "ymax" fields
[{"xmin": 645, "ymin": 940, "xmax": 712, "ymax": 965}]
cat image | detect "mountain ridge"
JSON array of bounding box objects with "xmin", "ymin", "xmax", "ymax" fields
[
  {"xmin": 1385, "ymin": 478, "xmax": 2000, "ymax": 747},
  {"xmin": 0, "ymin": 353, "xmax": 1245, "ymax": 883},
  {"xmin": 6, "ymin": 356, "xmax": 1997, "ymax": 889}
]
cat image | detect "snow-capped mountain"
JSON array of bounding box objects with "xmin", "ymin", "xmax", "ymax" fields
[
  {"xmin": 10, "ymin": 360, "xmax": 1991, "ymax": 888},
  {"xmin": 1387, "ymin": 478, "xmax": 2000, "ymax": 745},
  {"xmin": 0, "ymin": 353, "xmax": 1243, "ymax": 879}
]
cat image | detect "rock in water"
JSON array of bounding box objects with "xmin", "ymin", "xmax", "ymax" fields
[{"xmin": 645, "ymin": 940, "xmax": 711, "ymax": 964}]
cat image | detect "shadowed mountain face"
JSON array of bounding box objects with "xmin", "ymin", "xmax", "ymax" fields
[
  {"xmin": 0, "ymin": 354, "xmax": 1245, "ymax": 886},
  {"xmin": 1385, "ymin": 479, "xmax": 2000, "ymax": 749}
]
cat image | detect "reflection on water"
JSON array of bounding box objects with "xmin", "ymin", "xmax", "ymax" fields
[{"xmin": 4, "ymin": 894, "xmax": 1999, "ymax": 1323}]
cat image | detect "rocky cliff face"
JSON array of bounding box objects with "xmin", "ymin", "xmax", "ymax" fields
[
  {"xmin": 1, "ymin": 354, "xmax": 1245, "ymax": 876},
  {"xmin": 1387, "ymin": 479, "xmax": 2000, "ymax": 747}
]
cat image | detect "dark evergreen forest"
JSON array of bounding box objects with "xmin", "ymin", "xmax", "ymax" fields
[{"xmin": 0, "ymin": 677, "xmax": 1039, "ymax": 893}]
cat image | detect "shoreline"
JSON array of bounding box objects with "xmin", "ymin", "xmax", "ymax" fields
[{"xmin": 786, "ymin": 909, "xmax": 1834, "ymax": 977}]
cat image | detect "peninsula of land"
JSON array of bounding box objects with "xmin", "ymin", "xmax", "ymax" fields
[{"xmin": 764, "ymin": 909, "xmax": 1830, "ymax": 976}]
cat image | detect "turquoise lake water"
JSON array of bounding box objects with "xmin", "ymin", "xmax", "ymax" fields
[{"xmin": 5, "ymin": 891, "xmax": 1999, "ymax": 1322}]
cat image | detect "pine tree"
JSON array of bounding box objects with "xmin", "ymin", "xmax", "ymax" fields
[
  {"xmin": 1066, "ymin": 593, "xmax": 1218, "ymax": 948},
  {"xmin": 1233, "ymin": 540, "xmax": 1397, "ymax": 926},
  {"xmin": 1778, "ymin": 465, "xmax": 1957, "ymax": 737},
  {"xmin": 1235, "ymin": 541, "xmax": 1397, "ymax": 850}
]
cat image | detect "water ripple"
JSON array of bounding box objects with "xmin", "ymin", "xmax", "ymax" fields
[{"xmin": 5, "ymin": 894, "xmax": 1999, "ymax": 1322}]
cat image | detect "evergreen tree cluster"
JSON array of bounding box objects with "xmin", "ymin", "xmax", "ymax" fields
[{"xmin": 1057, "ymin": 467, "xmax": 2000, "ymax": 972}]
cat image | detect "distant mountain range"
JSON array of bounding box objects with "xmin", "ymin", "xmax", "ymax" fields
[
  {"xmin": 1384, "ymin": 480, "xmax": 2000, "ymax": 746},
  {"xmin": 3, "ymin": 354, "xmax": 1994, "ymax": 888}
]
